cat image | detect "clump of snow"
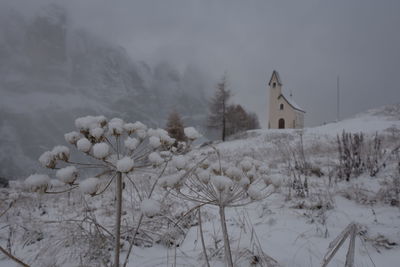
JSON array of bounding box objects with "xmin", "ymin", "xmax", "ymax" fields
[
  {"xmin": 159, "ymin": 170, "xmax": 185, "ymax": 188},
  {"xmin": 124, "ymin": 137, "xmax": 139, "ymax": 151},
  {"xmin": 239, "ymin": 177, "xmax": 250, "ymax": 186},
  {"xmin": 225, "ymin": 166, "xmax": 242, "ymax": 181},
  {"xmin": 108, "ymin": 118, "xmax": 124, "ymax": 136},
  {"xmin": 79, "ymin": 177, "xmax": 100, "ymax": 196},
  {"xmin": 211, "ymin": 175, "xmax": 233, "ymax": 191},
  {"xmin": 124, "ymin": 121, "xmax": 147, "ymax": 134},
  {"xmin": 77, "ymin": 138, "xmax": 92, "ymax": 153},
  {"xmin": 64, "ymin": 131, "xmax": 81, "ymax": 145},
  {"xmin": 49, "ymin": 179, "xmax": 65, "ymax": 188},
  {"xmin": 210, "ymin": 162, "xmax": 221, "ymax": 174},
  {"xmin": 184, "ymin": 127, "xmax": 202, "ymax": 140},
  {"xmin": 89, "ymin": 127, "xmax": 104, "ymax": 140},
  {"xmin": 247, "ymin": 184, "xmax": 263, "ymax": 200},
  {"xmin": 56, "ymin": 166, "xmax": 78, "ymax": 185},
  {"xmin": 148, "ymin": 152, "xmax": 164, "ymax": 165},
  {"xmin": 116, "ymin": 157, "xmax": 134, "ymax": 173},
  {"xmin": 171, "ymin": 155, "xmax": 187, "ymax": 170},
  {"xmin": 136, "ymin": 129, "xmax": 147, "ymax": 140},
  {"xmin": 240, "ymin": 158, "xmax": 253, "ymax": 172},
  {"xmin": 39, "ymin": 151, "xmax": 56, "ymax": 168},
  {"xmin": 52, "ymin": 146, "xmax": 70, "ymax": 161},
  {"xmin": 149, "ymin": 136, "xmax": 161, "ymax": 148},
  {"xmin": 25, "ymin": 174, "xmax": 50, "ymax": 192},
  {"xmin": 75, "ymin": 115, "xmax": 107, "ymax": 132},
  {"xmin": 197, "ymin": 170, "xmax": 211, "ymax": 184},
  {"xmin": 148, "ymin": 128, "xmax": 175, "ymax": 145},
  {"xmin": 92, "ymin": 143, "xmax": 110, "ymax": 159},
  {"xmin": 141, "ymin": 199, "xmax": 161, "ymax": 217}
]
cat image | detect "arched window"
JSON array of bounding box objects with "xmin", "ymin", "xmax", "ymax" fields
[
  {"xmin": 272, "ymin": 82, "xmax": 276, "ymax": 88},
  {"xmin": 280, "ymin": 103, "xmax": 284, "ymax": 110},
  {"xmin": 278, "ymin": 118, "xmax": 285, "ymax": 129}
]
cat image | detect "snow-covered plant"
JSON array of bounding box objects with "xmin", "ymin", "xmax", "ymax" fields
[
  {"xmin": 161, "ymin": 149, "xmax": 275, "ymax": 267},
  {"xmin": 24, "ymin": 115, "xmax": 188, "ymax": 267}
]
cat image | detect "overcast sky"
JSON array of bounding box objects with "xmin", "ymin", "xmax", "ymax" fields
[{"xmin": 4, "ymin": 0, "xmax": 400, "ymax": 127}]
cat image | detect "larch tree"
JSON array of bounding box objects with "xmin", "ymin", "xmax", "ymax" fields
[{"xmin": 207, "ymin": 75, "xmax": 231, "ymax": 141}]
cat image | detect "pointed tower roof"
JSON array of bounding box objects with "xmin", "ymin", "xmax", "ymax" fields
[{"xmin": 268, "ymin": 70, "xmax": 282, "ymax": 86}]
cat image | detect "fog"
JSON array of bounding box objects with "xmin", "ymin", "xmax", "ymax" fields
[{"xmin": 2, "ymin": 0, "xmax": 400, "ymax": 127}]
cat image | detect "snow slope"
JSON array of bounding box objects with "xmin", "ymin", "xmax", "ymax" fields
[{"xmin": 1, "ymin": 103, "xmax": 400, "ymax": 267}]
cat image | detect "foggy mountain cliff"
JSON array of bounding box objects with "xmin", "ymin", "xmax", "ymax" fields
[{"xmin": 0, "ymin": 4, "xmax": 209, "ymax": 179}]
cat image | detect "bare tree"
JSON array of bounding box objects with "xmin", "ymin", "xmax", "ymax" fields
[
  {"xmin": 225, "ymin": 104, "xmax": 261, "ymax": 137},
  {"xmin": 207, "ymin": 75, "xmax": 231, "ymax": 141}
]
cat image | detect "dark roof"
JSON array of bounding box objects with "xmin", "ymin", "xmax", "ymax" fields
[
  {"xmin": 278, "ymin": 94, "xmax": 306, "ymax": 113},
  {"xmin": 268, "ymin": 70, "xmax": 282, "ymax": 86}
]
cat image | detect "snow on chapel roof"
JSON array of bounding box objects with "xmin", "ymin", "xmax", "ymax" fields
[{"xmin": 278, "ymin": 94, "xmax": 305, "ymax": 113}]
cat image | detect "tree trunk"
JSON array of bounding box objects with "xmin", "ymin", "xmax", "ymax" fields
[
  {"xmin": 114, "ymin": 172, "xmax": 123, "ymax": 267},
  {"xmin": 218, "ymin": 205, "xmax": 233, "ymax": 267}
]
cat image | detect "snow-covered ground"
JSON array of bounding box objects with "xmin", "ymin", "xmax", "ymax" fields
[{"xmin": 1, "ymin": 104, "xmax": 400, "ymax": 267}]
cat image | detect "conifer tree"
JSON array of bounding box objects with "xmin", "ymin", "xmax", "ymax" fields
[{"xmin": 207, "ymin": 75, "xmax": 231, "ymax": 141}]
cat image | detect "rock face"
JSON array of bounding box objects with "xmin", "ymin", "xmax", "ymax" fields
[{"xmin": 0, "ymin": 5, "xmax": 208, "ymax": 179}]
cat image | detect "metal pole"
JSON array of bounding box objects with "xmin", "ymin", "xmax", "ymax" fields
[{"xmin": 337, "ymin": 76, "xmax": 340, "ymax": 121}]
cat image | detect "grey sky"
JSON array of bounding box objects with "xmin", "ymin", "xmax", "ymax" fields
[{"xmin": 4, "ymin": 0, "xmax": 400, "ymax": 127}]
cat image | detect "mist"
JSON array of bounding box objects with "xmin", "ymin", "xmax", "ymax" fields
[{"xmin": 3, "ymin": 0, "xmax": 400, "ymax": 126}]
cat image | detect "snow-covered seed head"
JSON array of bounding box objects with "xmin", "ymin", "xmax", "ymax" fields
[
  {"xmin": 77, "ymin": 138, "xmax": 92, "ymax": 153},
  {"xmin": 211, "ymin": 175, "xmax": 233, "ymax": 192},
  {"xmin": 225, "ymin": 166, "xmax": 242, "ymax": 181},
  {"xmin": 64, "ymin": 131, "xmax": 81, "ymax": 145},
  {"xmin": 128, "ymin": 121, "xmax": 147, "ymax": 133},
  {"xmin": 247, "ymin": 184, "xmax": 263, "ymax": 200},
  {"xmin": 136, "ymin": 129, "xmax": 147, "ymax": 140},
  {"xmin": 75, "ymin": 115, "xmax": 107, "ymax": 133},
  {"xmin": 259, "ymin": 166, "xmax": 269, "ymax": 175},
  {"xmin": 148, "ymin": 152, "xmax": 164, "ymax": 166},
  {"xmin": 158, "ymin": 171, "xmax": 185, "ymax": 189},
  {"xmin": 52, "ymin": 146, "xmax": 70, "ymax": 161},
  {"xmin": 171, "ymin": 155, "xmax": 187, "ymax": 170},
  {"xmin": 56, "ymin": 166, "xmax": 78, "ymax": 185},
  {"xmin": 184, "ymin": 127, "xmax": 202, "ymax": 140},
  {"xmin": 240, "ymin": 159, "xmax": 253, "ymax": 172},
  {"xmin": 200, "ymin": 161, "xmax": 210, "ymax": 170},
  {"xmin": 89, "ymin": 127, "xmax": 104, "ymax": 141},
  {"xmin": 239, "ymin": 176, "xmax": 250, "ymax": 187},
  {"xmin": 25, "ymin": 174, "xmax": 50, "ymax": 193},
  {"xmin": 210, "ymin": 162, "xmax": 222, "ymax": 175},
  {"xmin": 247, "ymin": 168, "xmax": 256, "ymax": 182},
  {"xmin": 116, "ymin": 157, "xmax": 134, "ymax": 173},
  {"xmin": 149, "ymin": 136, "xmax": 161, "ymax": 149},
  {"xmin": 92, "ymin": 143, "xmax": 110, "ymax": 159},
  {"xmin": 39, "ymin": 151, "xmax": 57, "ymax": 169},
  {"xmin": 79, "ymin": 177, "xmax": 100, "ymax": 196},
  {"xmin": 124, "ymin": 137, "xmax": 139, "ymax": 151},
  {"xmin": 140, "ymin": 199, "xmax": 161, "ymax": 218},
  {"xmin": 108, "ymin": 118, "xmax": 124, "ymax": 136},
  {"xmin": 197, "ymin": 170, "xmax": 211, "ymax": 184},
  {"xmin": 262, "ymin": 176, "xmax": 272, "ymax": 186}
]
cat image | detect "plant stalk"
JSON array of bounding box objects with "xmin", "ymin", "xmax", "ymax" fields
[
  {"xmin": 218, "ymin": 205, "xmax": 234, "ymax": 267},
  {"xmin": 114, "ymin": 171, "xmax": 123, "ymax": 267}
]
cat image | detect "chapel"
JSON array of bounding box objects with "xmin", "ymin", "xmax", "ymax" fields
[{"xmin": 268, "ymin": 70, "xmax": 305, "ymax": 129}]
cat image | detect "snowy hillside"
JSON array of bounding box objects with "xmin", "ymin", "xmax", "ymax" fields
[
  {"xmin": 0, "ymin": 4, "xmax": 208, "ymax": 179},
  {"xmin": 1, "ymin": 104, "xmax": 399, "ymax": 267}
]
